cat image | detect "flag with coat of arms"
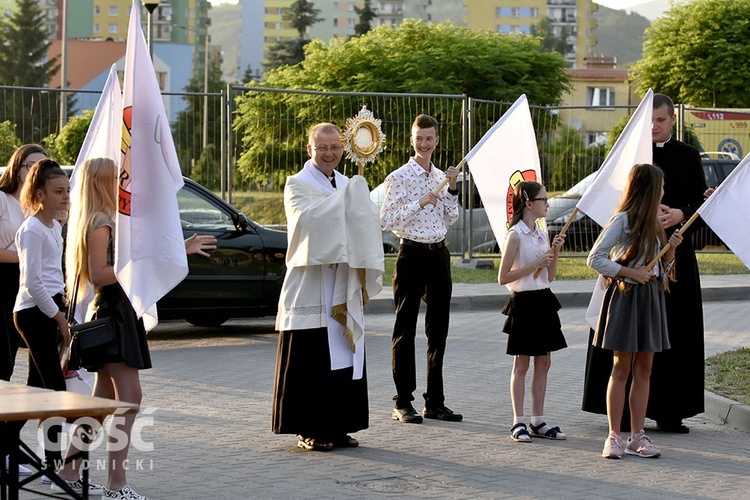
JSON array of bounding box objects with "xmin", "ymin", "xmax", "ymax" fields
[{"xmin": 116, "ymin": 0, "xmax": 188, "ymax": 330}]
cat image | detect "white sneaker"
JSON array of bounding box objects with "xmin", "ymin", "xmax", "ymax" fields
[
  {"xmin": 51, "ymin": 478, "xmax": 105, "ymax": 495},
  {"xmin": 4, "ymin": 457, "xmax": 32, "ymax": 476},
  {"xmin": 103, "ymin": 484, "xmax": 148, "ymax": 500}
]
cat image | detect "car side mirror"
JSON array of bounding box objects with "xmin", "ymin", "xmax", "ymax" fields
[{"xmin": 233, "ymin": 213, "xmax": 250, "ymax": 232}]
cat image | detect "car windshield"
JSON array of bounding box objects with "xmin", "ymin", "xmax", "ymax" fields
[{"xmin": 562, "ymin": 171, "xmax": 598, "ymax": 197}]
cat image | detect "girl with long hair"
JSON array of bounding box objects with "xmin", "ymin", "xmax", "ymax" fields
[
  {"xmin": 588, "ymin": 163, "xmax": 683, "ymax": 459},
  {"xmin": 0, "ymin": 144, "xmax": 47, "ymax": 380},
  {"xmin": 58, "ymin": 157, "xmax": 150, "ymax": 500},
  {"xmin": 499, "ymin": 181, "xmax": 568, "ymax": 443}
]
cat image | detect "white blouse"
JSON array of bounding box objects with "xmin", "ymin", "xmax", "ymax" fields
[
  {"xmin": 0, "ymin": 191, "xmax": 25, "ymax": 252},
  {"xmin": 503, "ymin": 220, "xmax": 552, "ymax": 293},
  {"xmin": 14, "ymin": 217, "xmax": 65, "ymax": 318}
]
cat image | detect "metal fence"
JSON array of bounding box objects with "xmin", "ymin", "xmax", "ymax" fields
[{"xmin": 2, "ymin": 84, "xmax": 746, "ymax": 254}]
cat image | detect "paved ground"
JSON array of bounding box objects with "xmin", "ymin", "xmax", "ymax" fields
[{"xmin": 9, "ymin": 274, "xmax": 750, "ymax": 499}]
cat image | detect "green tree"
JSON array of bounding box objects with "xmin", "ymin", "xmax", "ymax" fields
[
  {"xmin": 265, "ymin": 0, "xmax": 323, "ymax": 71},
  {"xmin": 0, "ymin": 121, "xmax": 22, "ymax": 165},
  {"xmin": 44, "ymin": 110, "xmax": 94, "ymax": 165},
  {"xmin": 632, "ymin": 0, "xmax": 750, "ymax": 107},
  {"xmin": 606, "ymin": 113, "xmax": 702, "ymax": 154},
  {"xmin": 353, "ymin": 0, "xmax": 378, "ymax": 37},
  {"xmin": 530, "ymin": 17, "xmax": 571, "ymax": 57},
  {"xmin": 236, "ymin": 20, "xmax": 571, "ymax": 187},
  {"xmin": 0, "ymin": 0, "xmax": 61, "ymax": 143},
  {"xmin": 173, "ymin": 56, "xmax": 227, "ymax": 187}
]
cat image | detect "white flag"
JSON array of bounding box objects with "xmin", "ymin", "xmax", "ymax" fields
[
  {"xmin": 68, "ymin": 64, "xmax": 123, "ymax": 323},
  {"xmin": 578, "ymin": 89, "xmax": 653, "ymax": 226},
  {"xmin": 580, "ymin": 89, "xmax": 653, "ymax": 329},
  {"xmin": 117, "ymin": 0, "xmax": 188, "ymax": 330},
  {"xmin": 71, "ymin": 64, "xmax": 122, "ymax": 188},
  {"xmin": 698, "ymin": 153, "xmax": 750, "ymax": 269},
  {"xmin": 467, "ymin": 95, "xmax": 542, "ymax": 251}
]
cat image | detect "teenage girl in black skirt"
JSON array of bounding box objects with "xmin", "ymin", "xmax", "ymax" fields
[
  {"xmin": 499, "ymin": 181, "xmax": 567, "ymax": 443},
  {"xmin": 588, "ymin": 163, "xmax": 683, "ymax": 460}
]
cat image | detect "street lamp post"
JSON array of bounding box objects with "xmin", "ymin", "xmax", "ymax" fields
[
  {"xmin": 141, "ymin": 1, "xmax": 160, "ymax": 59},
  {"xmin": 59, "ymin": 0, "xmax": 68, "ymax": 131},
  {"xmin": 202, "ymin": 34, "xmax": 209, "ymax": 149}
]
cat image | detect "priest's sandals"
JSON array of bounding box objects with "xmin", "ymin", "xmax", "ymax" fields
[
  {"xmin": 529, "ymin": 421, "xmax": 566, "ymax": 440},
  {"xmin": 297, "ymin": 436, "xmax": 333, "ymax": 451},
  {"xmin": 297, "ymin": 434, "xmax": 359, "ymax": 451}
]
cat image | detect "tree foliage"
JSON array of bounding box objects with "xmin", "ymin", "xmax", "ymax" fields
[
  {"xmin": 0, "ymin": 0, "xmax": 62, "ymax": 143},
  {"xmin": 173, "ymin": 56, "xmax": 226, "ymax": 186},
  {"xmin": 44, "ymin": 110, "xmax": 94, "ymax": 165},
  {"xmin": 0, "ymin": 121, "xmax": 22, "ymax": 166},
  {"xmin": 632, "ymin": 0, "xmax": 750, "ymax": 107},
  {"xmin": 353, "ymin": 0, "xmax": 378, "ymax": 37},
  {"xmin": 236, "ymin": 20, "xmax": 571, "ymax": 188},
  {"xmin": 265, "ymin": 0, "xmax": 322, "ymax": 71},
  {"xmin": 530, "ymin": 18, "xmax": 571, "ymax": 57}
]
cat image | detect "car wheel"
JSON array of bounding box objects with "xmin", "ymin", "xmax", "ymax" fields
[{"xmin": 186, "ymin": 317, "xmax": 229, "ymax": 327}]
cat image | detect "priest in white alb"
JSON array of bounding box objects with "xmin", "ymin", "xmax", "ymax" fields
[{"xmin": 272, "ymin": 123, "xmax": 383, "ymax": 451}]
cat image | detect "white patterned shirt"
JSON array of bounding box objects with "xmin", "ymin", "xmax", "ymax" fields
[{"xmin": 379, "ymin": 158, "xmax": 459, "ymax": 243}]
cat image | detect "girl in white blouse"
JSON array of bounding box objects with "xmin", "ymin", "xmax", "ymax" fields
[
  {"xmin": 0, "ymin": 144, "xmax": 47, "ymax": 380},
  {"xmin": 13, "ymin": 159, "xmax": 70, "ymax": 390},
  {"xmin": 499, "ymin": 181, "xmax": 567, "ymax": 443}
]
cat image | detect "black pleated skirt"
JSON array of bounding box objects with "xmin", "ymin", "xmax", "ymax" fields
[
  {"xmin": 87, "ymin": 283, "xmax": 152, "ymax": 371},
  {"xmin": 501, "ymin": 288, "xmax": 567, "ymax": 356},
  {"xmin": 272, "ymin": 327, "xmax": 368, "ymax": 439}
]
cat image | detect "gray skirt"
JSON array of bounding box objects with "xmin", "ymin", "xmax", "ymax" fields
[{"xmin": 593, "ymin": 277, "xmax": 670, "ymax": 353}]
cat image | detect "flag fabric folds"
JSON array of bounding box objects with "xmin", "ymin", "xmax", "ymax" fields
[
  {"xmin": 580, "ymin": 89, "xmax": 654, "ymax": 328},
  {"xmin": 466, "ymin": 94, "xmax": 542, "ymax": 252},
  {"xmin": 116, "ymin": 0, "xmax": 188, "ymax": 330},
  {"xmin": 577, "ymin": 89, "xmax": 654, "ymax": 227},
  {"xmin": 68, "ymin": 64, "xmax": 123, "ymax": 324},
  {"xmin": 697, "ymin": 153, "xmax": 750, "ymax": 269}
]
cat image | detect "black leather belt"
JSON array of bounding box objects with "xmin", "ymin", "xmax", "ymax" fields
[{"xmin": 400, "ymin": 238, "xmax": 446, "ymax": 250}]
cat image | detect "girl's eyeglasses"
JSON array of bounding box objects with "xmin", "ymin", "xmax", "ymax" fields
[{"xmin": 530, "ymin": 197, "xmax": 548, "ymax": 202}]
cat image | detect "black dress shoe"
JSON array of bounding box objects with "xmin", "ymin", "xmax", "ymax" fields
[
  {"xmin": 392, "ymin": 406, "xmax": 423, "ymax": 423},
  {"xmin": 423, "ymin": 405, "xmax": 463, "ymax": 422},
  {"xmin": 657, "ymin": 420, "xmax": 690, "ymax": 433}
]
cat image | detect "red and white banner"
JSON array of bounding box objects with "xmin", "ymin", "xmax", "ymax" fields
[
  {"xmin": 466, "ymin": 94, "xmax": 542, "ymax": 251},
  {"xmin": 116, "ymin": 0, "xmax": 187, "ymax": 330}
]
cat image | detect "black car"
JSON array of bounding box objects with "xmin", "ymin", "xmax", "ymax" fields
[
  {"xmin": 546, "ymin": 153, "xmax": 740, "ymax": 251},
  {"xmin": 157, "ymin": 178, "xmax": 287, "ymax": 326}
]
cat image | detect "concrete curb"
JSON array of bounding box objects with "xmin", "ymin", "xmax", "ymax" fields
[
  {"xmin": 704, "ymin": 390, "xmax": 750, "ymax": 430},
  {"xmin": 365, "ymin": 285, "xmax": 750, "ymax": 314}
]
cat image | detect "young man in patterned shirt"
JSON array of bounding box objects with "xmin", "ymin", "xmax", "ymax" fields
[{"xmin": 380, "ymin": 114, "xmax": 462, "ymax": 424}]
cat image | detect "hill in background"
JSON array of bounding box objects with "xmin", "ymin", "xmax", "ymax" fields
[{"xmin": 592, "ymin": 4, "xmax": 651, "ymax": 67}]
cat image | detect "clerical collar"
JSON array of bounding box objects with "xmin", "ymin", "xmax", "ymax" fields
[{"xmin": 655, "ymin": 135, "xmax": 672, "ymax": 148}]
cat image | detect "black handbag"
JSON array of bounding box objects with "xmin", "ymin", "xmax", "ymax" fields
[{"xmin": 67, "ymin": 277, "xmax": 119, "ymax": 370}]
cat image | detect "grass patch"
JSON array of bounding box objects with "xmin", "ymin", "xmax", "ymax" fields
[
  {"xmin": 705, "ymin": 348, "xmax": 750, "ymax": 405},
  {"xmin": 231, "ymin": 191, "xmax": 285, "ymax": 226},
  {"xmin": 381, "ymin": 252, "xmax": 747, "ymax": 285}
]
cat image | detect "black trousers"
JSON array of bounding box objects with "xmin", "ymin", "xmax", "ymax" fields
[
  {"xmin": 13, "ymin": 301, "xmax": 65, "ymax": 392},
  {"xmin": 391, "ymin": 243, "xmax": 452, "ymax": 409},
  {"xmin": 0, "ymin": 262, "xmax": 22, "ymax": 381},
  {"xmin": 12, "ymin": 299, "xmax": 66, "ymax": 465}
]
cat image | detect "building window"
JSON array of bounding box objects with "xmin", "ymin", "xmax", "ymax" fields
[
  {"xmin": 109, "ymin": 6, "xmax": 118, "ymax": 16},
  {"xmin": 511, "ymin": 7, "xmax": 520, "ymax": 17},
  {"xmin": 94, "ymin": 23, "xmax": 100, "ymax": 33},
  {"xmin": 156, "ymin": 72, "xmax": 166, "ymax": 91},
  {"xmin": 108, "ymin": 24, "xmax": 118, "ymax": 34},
  {"xmin": 586, "ymin": 131, "xmax": 608, "ymax": 147},
  {"xmin": 348, "ymin": 18, "xmax": 356, "ymax": 27},
  {"xmin": 94, "ymin": 5, "xmax": 99, "ymax": 15},
  {"xmin": 496, "ymin": 25, "xmax": 511, "ymax": 33},
  {"xmin": 497, "ymin": 7, "xmax": 511, "ymax": 17},
  {"xmin": 530, "ymin": 7, "xmax": 539, "ymax": 17},
  {"xmin": 347, "ymin": 2, "xmax": 354, "ymax": 11},
  {"xmin": 587, "ymin": 87, "xmax": 615, "ymax": 107}
]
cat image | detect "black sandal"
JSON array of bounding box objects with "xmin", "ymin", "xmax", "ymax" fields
[
  {"xmin": 510, "ymin": 423, "xmax": 532, "ymax": 442},
  {"xmin": 332, "ymin": 435, "xmax": 359, "ymax": 448}
]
